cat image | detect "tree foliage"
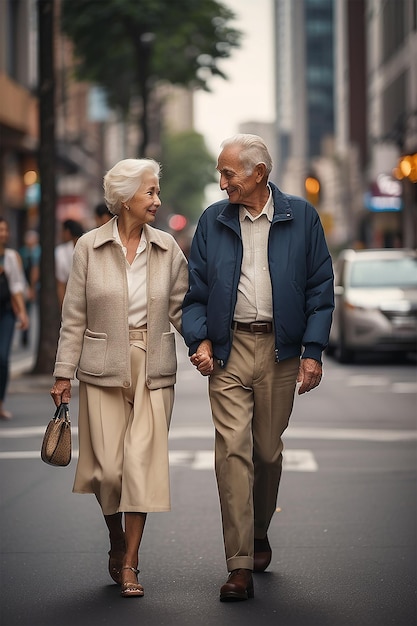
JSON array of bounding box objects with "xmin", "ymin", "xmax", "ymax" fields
[
  {"xmin": 61, "ymin": 0, "xmax": 241, "ymax": 154},
  {"xmin": 160, "ymin": 131, "xmax": 217, "ymax": 223}
]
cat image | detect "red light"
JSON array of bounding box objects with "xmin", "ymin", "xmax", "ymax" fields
[{"xmin": 168, "ymin": 214, "xmax": 187, "ymax": 231}]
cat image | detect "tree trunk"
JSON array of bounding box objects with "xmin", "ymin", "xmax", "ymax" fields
[
  {"xmin": 139, "ymin": 82, "xmax": 149, "ymax": 157},
  {"xmin": 33, "ymin": 0, "xmax": 60, "ymax": 374},
  {"xmin": 133, "ymin": 36, "xmax": 153, "ymax": 157}
]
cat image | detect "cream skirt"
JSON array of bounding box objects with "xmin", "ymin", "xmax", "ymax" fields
[{"xmin": 73, "ymin": 331, "xmax": 174, "ymax": 515}]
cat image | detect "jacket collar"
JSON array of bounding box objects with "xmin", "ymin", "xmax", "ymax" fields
[
  {"xmin": 217, "ymin": 182, "xmax": 293, "ymax": 228},
  {"xmin": 93, "ymin": 217, "xmax": 169, "ymax": 250}
]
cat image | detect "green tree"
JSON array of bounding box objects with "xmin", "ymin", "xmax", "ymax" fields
[
  {"xmin": 160, "ymin": 130, "xmax": 217, "ymax": 223},
  {"xmin": 61, "ymin": 0, "xmax": 241, "ymax": 155}
]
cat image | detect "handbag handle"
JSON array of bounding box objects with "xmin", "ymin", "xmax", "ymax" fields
[{"xmin": 54, "ymin": 402, "xmax": 70, "ymax": 423}]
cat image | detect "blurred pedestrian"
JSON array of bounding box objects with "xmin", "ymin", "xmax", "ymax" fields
[
  {"xmin": 50, "ymin": 158, "xmax": 188, "ymax": 597},
  {"xmin": 95, "ymin": 202, "xmax": 112, "ymax": 226},
  {"xmin": 0, "ymin": 218, "xmax": 29, "ymax": 420},
  {"xmin": 55, "ymin": 219, "xmax": 84, "ymax": 308},
  {"xmin": 182, "ymin": 134, "xmax": 334, "ymax": 601},
  {"xmin": 19, "ymin": 229, "xmax": 41, "ymax": 347}
]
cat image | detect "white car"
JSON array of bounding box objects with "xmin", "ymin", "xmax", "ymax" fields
[{"xmin": 327, "ymin": 248, "xmax": 417, "ymax": 362}]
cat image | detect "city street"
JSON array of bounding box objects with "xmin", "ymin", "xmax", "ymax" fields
[{"xmin": 0, "ymin": 338, "xmax": 416, "ymax": 626}]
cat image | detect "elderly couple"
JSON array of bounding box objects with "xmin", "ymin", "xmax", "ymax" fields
[{"xmin": 50, "ymin": 134, "xmax": 334, "ymax": 601}]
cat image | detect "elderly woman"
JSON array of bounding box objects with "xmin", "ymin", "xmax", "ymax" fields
[{"xmin": 50, "ymin": 158, "xmax": 188, "ymax": 598}]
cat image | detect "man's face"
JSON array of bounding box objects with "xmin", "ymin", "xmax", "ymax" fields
[{"xmin": 216, "ymin": 145, "xmax": 258, "ymax": 206}]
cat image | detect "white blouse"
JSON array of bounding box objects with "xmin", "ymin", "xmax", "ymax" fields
[
  {"xmin": 113, "ymin": 219, "xmax": 147, "ymax": 328},
  {"xmin": 2, "ymin": 249, "xmax": 26, "ymax": 295}
]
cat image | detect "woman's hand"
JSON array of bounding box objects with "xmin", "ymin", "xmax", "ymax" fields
[
  {"xmin": 190, "ymin": 339, "xmax": 214, "ymax": 376},
  {"xmin": 50, "ymin": 378, "xmax": 72, "ymax": 406},
  {"xmin": 16, "ymin": 309, "xmax": 29, "ymax": 331}
]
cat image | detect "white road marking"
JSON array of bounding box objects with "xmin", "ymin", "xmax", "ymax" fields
[
  {"xmin": 347, "ymin": 376, "xmax": 389, "ymax": 387},
  {"xmin": 0, "ymin": 426, "xmax": 415, "ymax": 442},
  {"xmin": 0, "ymin": 427, "xmax": 48, "ymax": 438},
  {"xmin": 169, "ymin": 449, "xmax": 318, "ymax": 471},
  {"xmin": 391, "ymin": 382, "xmax": 417, "ymax": 394},
  {"xmin": 0, "ymin": 448, "xmax": 318, "ymax": 471},
  {"xmin": 0, "ymin": 451, "xmax": 44, "ymax": 459},
  {"xmin": 283, "ymin": 427, "xmax": 417, "ymax": 442},
  {"xmin": 283, "ymin": 449, "xmax": 318, "ymax": 471}
]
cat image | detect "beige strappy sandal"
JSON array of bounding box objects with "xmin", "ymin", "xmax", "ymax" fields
[{"xmin": 120, "ymin": 566, "xmax": 144, "ymax": 598}]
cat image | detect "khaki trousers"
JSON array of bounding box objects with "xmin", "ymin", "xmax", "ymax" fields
[{"xmin": 209, "ymin": 329, "xmax": 299, "ymax": 571}]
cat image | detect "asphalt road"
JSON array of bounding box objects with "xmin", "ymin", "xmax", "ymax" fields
[{"xmin": 0, "ymin": 339, "xmax": 416, "ymax": 626}]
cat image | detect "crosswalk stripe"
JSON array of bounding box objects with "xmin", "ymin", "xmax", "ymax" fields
[
  {"xmin": 0, "ymin": 449, "xmax": 317, "ymax": 471},
  {"xmin": 0, "ymin": 425, "xmax": 415, "ymax": 442}
]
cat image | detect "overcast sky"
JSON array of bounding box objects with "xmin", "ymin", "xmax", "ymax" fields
[{"xmin": 194, "ymin": 0, "xmax": 275, "ymax": 158}]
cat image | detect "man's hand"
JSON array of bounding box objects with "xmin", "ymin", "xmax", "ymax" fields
[
  {"xmin": 190, "ymin": 339, "xmax": 214, "ymax": 376},
  {"xmin": 297, "ymin": 358, "xmax": 322, "ymax": 395}
]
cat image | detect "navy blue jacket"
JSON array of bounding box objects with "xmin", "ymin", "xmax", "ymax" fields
[{"xmin": 182, "ymin": 183, "xmax": 334, "ymax": 365}]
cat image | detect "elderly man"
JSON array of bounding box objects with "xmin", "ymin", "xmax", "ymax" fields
[{"xmin": 182, "ymin": 134, "xmax": 334, "ymax": 602}]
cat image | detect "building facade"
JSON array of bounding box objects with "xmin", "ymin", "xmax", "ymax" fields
[
  {"xmin": 274, "ymin": 0, "xmax": 416, "ymax": 250},
  {"xmin": 365, "ymin": 0, "xmax": 417, "ymax": 248}
]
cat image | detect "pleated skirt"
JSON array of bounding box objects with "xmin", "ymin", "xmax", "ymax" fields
[{"xmin": 73, "ymin": 331, "xmax": 174, "ymax": 515}]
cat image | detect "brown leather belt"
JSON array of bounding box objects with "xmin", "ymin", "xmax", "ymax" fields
[{"xmin": 232, "ymin": 321, "xmax": 273, "ymax": 334}]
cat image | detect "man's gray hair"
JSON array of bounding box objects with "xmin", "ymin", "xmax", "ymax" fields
[
  {"xmin": 220, "ymin": 134, "xmax": 273, "ymax": 177},
  {"xmin": 103, "ymin": 158, "xmax": 160, "ymax": 215}
]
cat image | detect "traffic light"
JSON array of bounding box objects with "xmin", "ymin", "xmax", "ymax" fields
[
  {"xmin": 394, "ymin": 153, "xmax": 417, "ymax": 183},
  {"xmin": 305, "ymin": 175, "xmax": 321, "ymax": 206}
]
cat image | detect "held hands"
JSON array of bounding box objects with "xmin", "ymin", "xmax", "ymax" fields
[
  {"xmin": 190, "ymin": 339, "xmax": 214, "ymax": 376},
  {"xmin": 297, "ymin": 358, "xmax": 323, "ymax": 395},
  {"xmin": 50, "ymin": 378, "xmax": 72, "ymax": 406}
]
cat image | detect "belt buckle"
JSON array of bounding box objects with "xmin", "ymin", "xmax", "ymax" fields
[{"xmin": 250, "ymin": 322, "xmax": 269, "ymax": 333}]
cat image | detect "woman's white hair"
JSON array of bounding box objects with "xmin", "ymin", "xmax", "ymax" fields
[
  {"xmin": 220, "ymin": 134, "xmax": 273, "ymax": 177},
  {"xmin": 103, "ymin": 158, "xmax": 161, "ymax": 215}
]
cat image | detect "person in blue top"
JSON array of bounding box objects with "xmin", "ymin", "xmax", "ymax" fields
[{"xmin": 182, "ymin": 134, "xmax": 334, "ymax": 602}]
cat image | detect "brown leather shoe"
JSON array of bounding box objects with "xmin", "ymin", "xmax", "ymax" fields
[
  {"xmin": 254, "ymin": 535, "xmax": 272, "ymax": 572},
  {"xmin": 220, "ymin": 568, "xmax": 254, "ymax": 602}
]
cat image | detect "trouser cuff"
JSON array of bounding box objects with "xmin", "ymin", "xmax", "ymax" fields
[{"xmin": 226, "ymin": 556, "xmax": 253, "ymax": 572}]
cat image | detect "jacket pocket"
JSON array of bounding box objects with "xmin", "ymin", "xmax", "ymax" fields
[
  {"xmin": 159, "ymin": 331, "xmax": 177, "ymax": 375},
  {"xmin": 79, "ymin": 329, "xmax": 107, "ymax": 376},
  {"xmin": 278, "ymin": 282, "xmax": 306, "ymax": 344}
]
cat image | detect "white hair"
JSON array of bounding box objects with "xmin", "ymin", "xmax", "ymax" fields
[
  {"xmin": 103, "ymin": 158, "xmax": 161, "ymax": 215},
  {"xmin": 220, "ymin": 134, "xmax": 273, "ymax": 177}
]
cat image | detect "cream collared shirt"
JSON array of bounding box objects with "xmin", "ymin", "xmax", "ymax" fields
[
  {"xmin": 234, "ymin": 186, "xmax": 274, "ymax": 323},
  {"xmin": 114, "ymin": 219, "xmax": 147, "ymax": 328}
]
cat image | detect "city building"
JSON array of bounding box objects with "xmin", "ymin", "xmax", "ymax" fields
[
  {"xmin": 0, "ymin": 0, "xmax": 39, "ymax": 242},
  {"xmin": 273, "ymin": 0, "xmax": 354, "ymax": 248},
  {"xmin": 365, "ymin": 0, "xmax": 417, "ymax": 248},
  {"xmin": 273, "ymin": 0, "xmax": 416, "ymax": 250}
]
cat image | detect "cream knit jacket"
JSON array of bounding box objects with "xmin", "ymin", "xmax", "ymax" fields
[{"xmin": 53, "ymin": 218, "xmax": 188, "ymax": 390}]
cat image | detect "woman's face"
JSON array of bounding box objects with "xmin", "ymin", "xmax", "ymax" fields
[{"xmin": 127, "ymin": 173, "xmax": 161, "ymax": 225}]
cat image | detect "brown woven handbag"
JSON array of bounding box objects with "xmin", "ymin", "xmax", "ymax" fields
[{"xmin": 41, "ymin": 402, "xmax": 72, "ymax": 466}]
